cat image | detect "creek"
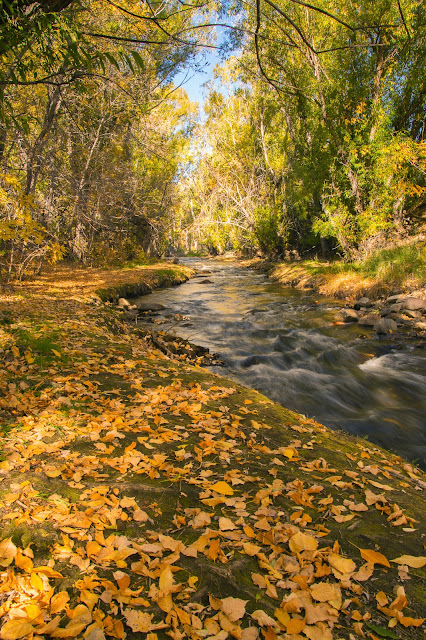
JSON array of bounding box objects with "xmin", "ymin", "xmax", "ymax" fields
[{"xmin": 136, "ymin": 258, "xmax": 426, "ymax": 468}]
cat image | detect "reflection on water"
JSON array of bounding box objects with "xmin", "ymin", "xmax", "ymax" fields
[{"xmin": 136, "ymin": 259, "xmax": 426, "ymax": 467}]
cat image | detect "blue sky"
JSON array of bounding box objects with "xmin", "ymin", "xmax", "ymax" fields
[{"xmin": 173, "ymin": 23, "xmax": 229, "ymax": 106}]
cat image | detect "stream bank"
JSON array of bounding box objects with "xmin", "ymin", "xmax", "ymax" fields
[{"xmin": 259, "ymin": 258, "xmax": 426, "ymax": 303}]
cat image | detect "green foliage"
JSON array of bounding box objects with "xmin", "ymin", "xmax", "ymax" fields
[
  {"xmin": 361, "ymin": 244, "xmax": 426, "ymax": 284},
  {"xmin": 181, "ymin": 0, "xmax": 426, "ymax": 259}
]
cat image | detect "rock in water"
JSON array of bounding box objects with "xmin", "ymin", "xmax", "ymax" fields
[
  {"xmin": 376, "ymin": 318, "xmax": 398, "ymax": 334},
  {"xmin": 358, "ymin": 314, "xmax": 380, "ymax": 327},
  {"xmin": 400, "ymin": 297, "xmax": 426, "ymax": 311},
  {"xmin": 137, "ymin": 302, "xmax": 166, "ymax": 312},
  {"xmin": 354, "ymin": 297, "xmax": 372, "ymax": 309},
  {"xmin": 335, "ymin": 309, "xmax": 359, "ymax": 323}
]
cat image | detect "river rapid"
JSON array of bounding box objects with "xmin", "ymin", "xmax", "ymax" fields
[{"xmin": 136, "ymin": 258, "xmax": 426, "ymax": 468}]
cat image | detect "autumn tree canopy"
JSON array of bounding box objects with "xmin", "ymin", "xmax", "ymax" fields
[{"xmin": 0, "ymin": 0, "xmax": 425, "ymax": 279}]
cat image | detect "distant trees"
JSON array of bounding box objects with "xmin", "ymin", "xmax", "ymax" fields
[
  {"xmin": 182, "ymin": 0, "xmax": 426, "ymax": 258},
  {"xmin": 0, "ymin": 0, "xmax": 206, "ymax": 279}
]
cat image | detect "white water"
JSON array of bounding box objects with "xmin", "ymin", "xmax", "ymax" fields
[{"xmin": 136, "ymin": 259, "xmax": 426, "ymax": 467}]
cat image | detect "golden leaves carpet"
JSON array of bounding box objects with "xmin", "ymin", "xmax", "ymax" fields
[{"xmin": 0, "ymin": 265, "xmax": 425, "ymax": 640}]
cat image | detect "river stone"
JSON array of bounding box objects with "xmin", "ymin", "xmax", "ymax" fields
[
  {"xmin": 376, "ymin": 318, "xmax": 398, "ymax": 334},
  {"xmin": 137, "ymin": 302, "xmax": 166, "ymax": 312},
  {"xmin": 380, "ymin": 307, "xmax": 392, "ymax": 317},
  {"xmin": 414, "ymin": 321, "xmax": 426, "ymax": 331},
  {"xmin": 404, "ymin": 309, "xmax": 422, "ymax": 319},
  {"xmin": 354, "ymin": 296, "xmax": 372, "ymax": 309},
  {"xmin": 400, "ymin": 297, "xmax": 426, "ymax": 311},
  {"xmin": 117, "ymin": 297, "xmax": 131, "ymax": 309},
  {"xmin": 389, "ymin": 303, "xmax": 402, "ymax": 312},
  {"xmin": 336, "ymin": 309, "xmax": 359, "ymax": 323},
  {"xmin": 387, "ymin": 313, "xmax": 406, "ymax": 324},
  {"xmin": 358, "ymin": 314, "xmax": 380, "ymax": 327},
  {"xmin": 201, "ymin": 279, "xmax": 213, "ymax": 284},
  {"xmin": 386, "ymin": 294, "xmax": 406, "ymax": 303}
]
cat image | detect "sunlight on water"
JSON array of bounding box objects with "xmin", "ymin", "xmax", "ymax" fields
[{"xmin": 136, "ymin": 259, "xmax": 426, "ymax": 467}]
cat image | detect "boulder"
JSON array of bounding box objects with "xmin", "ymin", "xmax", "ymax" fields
[
  {"xmin": 358, "ymin": 314, "xmax": 380, "ymax": 327},
  {"xmin": 354, "ymin": 297, "xmax": 372, "ymax": 310},
  {"xmin": 336, "ymin": 309, "xmax": 359, "ymax": 323},
  {"xmin": 376, "ymin": 318, "xmax": 398, "ymax": 334},
  {"xmin": 400, "ymin": 297, "xmax": 426, "ymax": 311},
  {"xmin": 380, "ymin": 307, "xmax": 392, "ymax": 317},
  {"xmin": 137, "ymin": 302, "xmax": 166, "ymax": 312}
]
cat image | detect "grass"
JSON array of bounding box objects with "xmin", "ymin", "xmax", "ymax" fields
[
  {"xmin": 361, "ymin": 244, "xmax": 426, "ymax": 283},
  {"xmin": 270, "ymin": 242, "xmax": 426, "ymax": 299}
]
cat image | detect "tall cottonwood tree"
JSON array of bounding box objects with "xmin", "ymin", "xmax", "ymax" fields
[
  {"xmin": 0, "ymin": 0, "xmax": 206, "ymax": 277},
  {"xmin": 183, "ymin": 0, "xmax": 426, "ymax": 257}
]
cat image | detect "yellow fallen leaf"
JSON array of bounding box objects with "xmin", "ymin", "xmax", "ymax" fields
[
  {"xmin": 375, "ymin": 591, "xmax": 388, "ymax": 607},
  {"xmin": 50, "ymin": 591, "xmax": 70, "ymax": 614},
  {"xmin": 159, "ymin": 566, "xmax": 174, "ymax": 593},
  {"xmin": 0, "ymin": 538, "xmax": 17, "ymax": 567},
  {"xmin": 242, "ymin": 542, "xmax": 261, "ymax": 556},
  {"xmin": 251, "ymin": 610, "xmax": 276, "ymax": 627},
  {"xmin": 14, "ymin": 548, "xmax": 33, "ymax": 572},
  {"xmin": 210, "ymin": 481, "xmax": 234, "ymax": 496},
  {"xmin": 157, "ymin": 594, "xmax": 173, "ymax": 612},
  {"xmin": 221, "ymin": 597, "xmax": 248, "ymax": 622},
  {"xmin": 289, "ymin": 531, "xmax": 318, "ymax": 553},
  {"xmin": 360, "ymin": 549, "xmax": 390, "ymax": 567},
  {"xmin": 274, "ymin": 609, "xmax": 290, "ymax": 627},
  {"xmin": 327, "ymin": 553, "xmax": 356, "ymax": 575},
  {"xmin": 133, "ymin": 509, "xmax": 149, "ymax": 522},
  {"xmin": 310, "ymin": 582, "xmax": 342, "ymax": 609},
  {"xmin": 124, "ymin": 610, "xmax": 154, "ymax": 633},
  {"xmin": 0, "ymin": 620, "xmax": 35, "ymax": 640},
  {"xmin": 368, "ymin": 480, "xmax": 393, "ymax": 491},
  {"xmin": 282, "ymin": 448, "xmax": 295, "ymax": 459},
  {"xmin": 30, "ymin": 572, "xmax": 44, "ymax": 591},
  {"xmin": 391, "ymin": 555, "xmax": 426, "ymax": 568},
  {"xmin": 398, "ymin": 615, "xmax": 426, "ymax": 627},
  {"xmin": 219, "ymin": 517, "xmax": 237, "ymax": 531},
  {"xmin": 51, "ymin": 623, "xmax": 87, "ymax": 637},
  {"xmin": 286, "ymin": 618, "xmax": 305, "ymax": 634},
  {"xmin": 36, "ymin": 616, "xmax": 61, "ymax": 635},
  {"xmin": 51, "ymin": 349, "xmax": 61, "ymax": 357}
]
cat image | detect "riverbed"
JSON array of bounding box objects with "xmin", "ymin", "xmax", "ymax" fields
[{"xmin": 136, "ymin": 258, "xmax": 426, "ymax": 467}]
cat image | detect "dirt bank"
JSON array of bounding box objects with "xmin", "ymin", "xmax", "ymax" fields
[{"xmin": 255, "ymin": 260, "xmax": 426, "ymax": 302}]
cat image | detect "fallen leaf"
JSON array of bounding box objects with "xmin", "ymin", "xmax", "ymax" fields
[
  {"xmin": 210, "ymin": 481, "xmax": 234, "ymax": 496},
  {"xmin": 0, "ymin": 621, "xmax": 35, "ymax": 640},
  {"xmin": 398, "ymin": 615, "xmax": 425, "ymax": 627},
  {"xmin": 360, "ymin": 549, "xmax": 390, "ymax": 567},
  {"xmin": 123, "ymin": 610, "xmax": 153, "ymax": 632},
  {"xmin": 327, "ymin": 552, "xmax": 356, "ymax": 574},
  {"xmin": 219, "ymin": 517, "xmax": 237, "ymax": 531},
  {"xmin": 221, "ymin": 597, "xmax": 248, "ymax": 622},
  {"xmin": 391, "ymin": 555, "xmax": 426, "ymax": 568},
  {"xmin": 251, "ymin": 610, "xmax": 276, "ymax": 627},
  {"xmin": 289, "ymin": 531, "xmax": 318, "ymax": 553},
  {"xmin": 286, "ymin": 618, "xmax": 305, "ymax": 634}
]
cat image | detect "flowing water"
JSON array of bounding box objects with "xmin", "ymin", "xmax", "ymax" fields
[{"xmin": 136, "ymin": 259, "xmax": 426, "ymax": 467}]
